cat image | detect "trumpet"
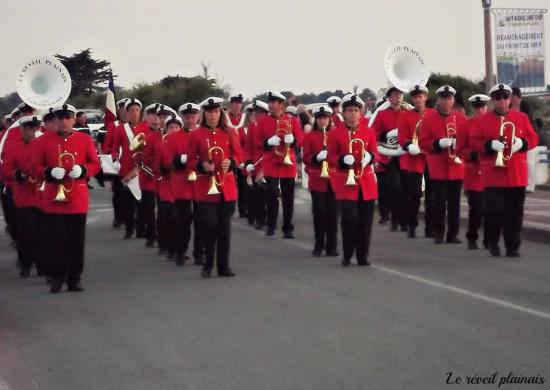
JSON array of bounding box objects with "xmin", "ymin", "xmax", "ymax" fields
[
  {"xmin": 345, "ymin": 130, "xmax": 365, "ymax": 186},
  {"xmin": 446, "ymin": 117, "xmax": 462, "ymax": 164},
  {"xmin": 207, "ymin": 140, "xmax": 226, "ymax": 195},
  {"xmin": 495, "ymin": 116, "xmax": 516, "ymax": 167},
  {"xmin": 274, "ymin": 119, "xmax": 293, "ymax": 165},
  {"xmin": 55, "ymin": 148, "xmax": 75, "ymax": 202},
  {"xmin": 320, "ymin": 126, "xmax": 329, "ymax": 178}
]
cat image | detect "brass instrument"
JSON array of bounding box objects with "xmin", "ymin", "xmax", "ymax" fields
[
  {"xmin": 446, "ymin": 117, "xmax": 462, "ymax": 164},
  {"xmin": 274, "ymin": 119, "xmax": 293, "ymax": 165},
  {"xmin": 129, "ymin": 133, "xmax": 146, "ymax": 152},
  {"xmin": 412, "ymin": 113, "xmax": 423, "ymax": 150},
  {"xmin": 495, "ymin": 116, "xmax": 516, "ymax": 167},
  {"xmin": 345, "ymin": 130, "xmax": 365, "ymax": 186},
  {"xmin": 188, "ymin": 171, "xmax": 197, "ymax": 181},
  {"xmin": 55, "ymin": 147, "xmax": 75, "ymax": 202},
  {"xmin": 246, "ymin": 157, "xmax": 264, "ymax": 186},
  {"xmin": 207, "ymin": 139, "xmax": 226, "ymax": 195},
  {"xmin": 131, "ymin": 151, "xmax": 154, "ymax": 177},
  {"xmin": 320, "ymin": 126, "xmax": 329, "ymax": 178}
]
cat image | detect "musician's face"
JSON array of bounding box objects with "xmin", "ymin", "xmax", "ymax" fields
[
  {"xmin": 21, "ymin": 125, "xmax": 37, "ymax": 142},
  {"xmin": 145, "ymin": 113, "xmax": 160, "ymax": 129},
  {"xmin": 316, "ymin": 116, "xmax": 330, "ymax": 129},
  {"xmin": 117, "ymin": 107, "xmax": 127, "ymax": 122},
  {"xmin": 438, "ymin": 96, "xmax": 454, "ymax": 112},
  {"xmin": 492, "ymin": 94, "xmax": 510, "ymax": 112},
  {"xmin": 126, "ymin": 105, "xmax": 141, "ymax": 123},
  {"xmin": 473, "ymin": 105, "xmax": 488, "ymax": 116},
  {"xmin": 166, "ymin": 123, "xmax": 181, "ymax": 134},
  {"xmin": 43, "ymin": 119, "xmax": 56, "ymax": 131},
  {"xmin": 411, "ymin": 93, "xmax": 427, "ymax": 108},
  {"xmin": 183, "ymin": 112, "xmax": 199, "ymax": 128},
  {"xmin": 204, "ymin": 107, "xmax": 221, "ymax": 126},
  {"xmin": 268, "ymin": 100, "xmax": 284, "ymax": 116},
  {"xmin": 388, "ymin": 91, "xmax": 403, "ymax": 106},
  {"xmin": 343, "ymin": 105, "xmax": 361, "ymax": 126},
  {"xmin": 55, "ymin": 114, "xmax": 76, "ymax": 132},
  {"xmin": 230, "ymin": 101, "xmax": 242, "ymax": 114}
]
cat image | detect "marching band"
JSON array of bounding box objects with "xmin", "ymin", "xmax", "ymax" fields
[{"xmin": 0, "ymin": 54, "xmax": 540, "ymax": 294}]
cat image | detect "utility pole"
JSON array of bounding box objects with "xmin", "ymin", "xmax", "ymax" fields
[{"xmin": 482, "ymin": 0, "xmax": 494, "ymax": 92}]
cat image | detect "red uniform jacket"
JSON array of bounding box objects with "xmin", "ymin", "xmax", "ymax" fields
[
  {"xmin": 32, "ymin": 130, "xmax": 100, "ymax": 214},
  {"xmin": 243, "ymin": 121, "xmax": 264, "ymax": 176},
  {"xmin": 372, "ymin": 107, "xmax": 403, "ymax": 170},
  {"xmin": 257, "ymin": 114, "xmax": 303, "ymax": 178},
  {"xmin": 397, "ymin": 108, "xmax": 434, "ymax": 174},
  {"xmin": 327, "ymin": 122, "xmax": 379, "ymax": 201},
  {"xmin": 139, "ymin": 128, "xmax": 161, "ymax": 192},
  {"xmin": 456, "ymin": 116, "xmax": 484, "ymax": 191},
  {"xmin": 419, "ymin": 110, "xmax": 466, "ymax": 180},
  {"xmin": 102, "ymin": 120, "xmax": 120, "ymax": 154},
  {"xmin": 471, "ymin": 110, "xmax": 538, "ymax": 188},
  {"xmin": 0, "ymin": 126, "xmax": 22, "ymax": 188},
  {"xmin": 302, "ymin": 128, "xmax": 332, "ymax": 192},
  {"xmin": 331, "ymin": 113, "xmax": 343, "ymax": 128},
  {"xmin": 187, "ymin": 126, "xmax": 243, "ymax": 202},
  {"xmin": 2, "ymin": 138, "xmax": 39, "ymax": 208},
  {"xmin": 163, "ymin": 129, "xmax": 194, "ymax": 201},
  {"xmin": 111, "ymin": 121, "xmax": 148, "ymax": 177}
]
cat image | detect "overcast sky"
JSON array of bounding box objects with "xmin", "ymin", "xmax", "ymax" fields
[{"xmin": 0, "ymin": 0, "xmax": 548, "ymax": 99}]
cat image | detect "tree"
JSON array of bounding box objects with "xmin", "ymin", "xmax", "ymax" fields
[{"xmin": 56, "ymin": 49, "xmax": 112, "ymax": 97}]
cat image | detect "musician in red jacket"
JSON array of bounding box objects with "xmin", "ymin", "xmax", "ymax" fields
[
  {"xmin": 327, "ymin": 94, "xmax": 378, "ymax": 266},
  {"xmin": 302, "ymin": 106, "xmax": 339, "ymax": 257},
  {"xmin": 227, "ymin": 93, "xmax": 248, "ymax": 219},
  {"xmin": 3, "ymin": 115, "xmax": 42, "ymax": 277},
  {"xmin": 244, "ymin": 100, "xmax": 269, "ymax": 230},
  {"xmin": 471, "ymin": 84, "xmax": 539, "ymax": 257},
  {"xmin": 372, "ymin": 86, "xmax": 408, "ymax": 232},
  {"xmin": 327, "ymin": 96, "xmax": 343, "ymax": 128},
  {"xmin": 456, "ymin": 94, "xmax": 490, "ymax": 250},
  {"xmin": 32, "ymin": 104, "xmax": 100, "ymax": 293},
  {"xmin": 111, "ymin": 98, "xmax": 145, "ymax": 239},
  {"xmin": 397, "ymin": 84, "xmax": 434, "ymax": 238},
  {"xmin": 187, "ymin": 97, "xmax": 243, "ymax": 278},
  {"xmin": 258, "ymin": 91, "xmax": 303, "ymax": 238},
  {"xmin": 419, "ymin": 85, "xmax": 466, "ymax": 244}
]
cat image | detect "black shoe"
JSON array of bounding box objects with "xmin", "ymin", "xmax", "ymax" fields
[
  {"xmin": 446, "ymin": 237, "xmax": 462, "ymax": 244},
  {"xmin": 247, "ymin": 219, "xmax": 255, "ymax": 226},
  {"xmin": 113, "ymin": 219, "xmax": 122, "ymax": 228},
  {"xmin": 506, "ymin": 250, "xmax": 520, "ymax": 258},
  {"xmin": 158, "ymin": 248, "xmax": 167, "ymax": 255},
  {"xmin": 400, "ymin": 225, "xmax": 407, "ymax": 232},
  {"xmin": 407, "ymin": 228, "xmax": 416, "ymax": 238},
  {"xmin": 124, "ymin": 232, "xmax": 133, "ymax": 240},
  {"xmin": 283, "ymin": 232, "xmax": 294, "ymax": 239},
  {"xmin": 136, "ymin": 231, "xmax": 145, "ymax": 239},
  {"xmin": 266, "ymin": 227, "xmax": 275, "ymax": 237},
  {"xmin": 341, "ymin": 258, "xmax": 351, "ymax": 267},
  {"xmin": 20, "ymin": 267, "xmax": 31, "ymax": 278},
  {"xmin": 194, "ymin": 257, "xmax": 205, "ymax": 266},
  {"xmin": 357, "ymin": 260, "xmax": 371, "ymax": 266},
  {"xmin": 467, "ymin": 241, "xmax": 478, "ymax": 250},
  {"xmin": 390, "ymin": 224, "xmax": 398, "ymax": 232},
  {"xmin": 326, "ymin": 250, "xmax": 340, "ymax": 257},
  {"xmin": 434, "ymin": 236, "xmax": 444, "ymax": 244},
  {"xmin": 482, "ymin": 240, "xmax": 489, "ymax": 250},
  {"xmin": 239, "ymin": 213, "xmax": 246, "ymax": 219},
  {"xmin": 46, "ymin": 276, "xmax": 55, "ymax": 285},
  {"xmin": 312, "ymin": 248, "xmax": 322, "ymax": 257},
  {"xmin": 425, "ymin": 231, "xmax": 434, "ymax": 238},
  {"xmin": 49, "ymin": 280, "xmax": 63, "ymax": 294},
  {"xmin": 378, "ymin": 216, "xmax": 389, "ymax": 224},
  {"xmin": 175, "ymin": 253, "xmax": 186, "ymax": 266},
  {"xmin": 490, "ymin": 245, "xmax": 501, "ymax": 257},
  {"xmin": 145, "ymin": 239, "xmax": 155, "ymax": 248},
  {"xmin": 166, "ymin": 251, "xmax": 174, "ymax": 260},
  {"xmin": 218, "ymin": 269, "xmax": 235, "ymax": 277},
  {"xmin": 255, "ymin": 222, "xmax": 265, "ymax": 230},
  {"xmin": 201, "ymin": 268, "xmax": 212, "ymax": 278},
  {"xmin": 67, "ymin": 283, "xmax": 84, "ymax": 292}
]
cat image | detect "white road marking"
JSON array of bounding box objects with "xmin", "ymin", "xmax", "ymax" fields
[{"xmin": 233, "ymin": 221, "xmax": 550, "ymax": 321}]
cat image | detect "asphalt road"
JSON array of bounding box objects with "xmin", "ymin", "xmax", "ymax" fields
[{"xmin": 0, "ymin": 185, "xmax": 549, "ymax": 390}]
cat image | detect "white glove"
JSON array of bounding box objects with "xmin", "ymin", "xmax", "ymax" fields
[
  {"xmin": 438, "ymin": 138, "xmax": 453, "ymax": 149},
  {"xmin": 267, "ymin": 135, "xmax": 281, "ymax": 147},
  {"xmin": 180, "ymin": 154, "xmax": 188, "ymax": 164},
  {"xmin": 284, "ymin": 134, "xmax": 294, "ymax": 144},
  {"xmin": 343, "ymin": 154, "xmax": 355, "ymax": 166},
  {"xmin": 386, "ymin": 128, "xmax": 398, "ymax": 139},
  {"xmin": 316, "ymin": 150, "xmax": 327, "ymax": 161},
  {"xmin": 451, "ymin": 138, "xmax": 457, "ymax": 150},
  {"xmin": 51, "ymin": 167, "xmax": 66, "ymax": 180},
  {"xmin": 238, "ymin": 162, "xmax": 245, "ymax": 169},
  {"xmin": 511, "ymin": 137, "xmax": 523, "ymax": 153},
  {"xmin": 246, "ymin": 164, "xmax": 254, "ymax": 173},
  {"xmin": 408, "ymin": 144, "xmax": 421, "ymax": 155},
  {"xmin": 361, "ymin": 152, "xmax": 372, "ymax": 167},
  {"xmin": 491, "ymin": 140, "xmax": 505, "ymax": 152},
  {"xmin": 68, "ymin": 165, "xmax": 82, "ymax": 179}
]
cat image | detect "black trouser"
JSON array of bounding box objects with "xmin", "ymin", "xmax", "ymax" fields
[
  {"xmin": 386, "ymin": 159, "xmax": 407, "ymax": 228},
  {"xmin": 1, "ymin": 185, "xmax": 17, "ymax": 240},
  {"xmin": 406, "ymin": 172, "xmax": 423, "ymax": 230},
  {"xmin": 136, "ymin": 200, "xmax": 145, "ymax": 236},
  {"xmin": 265, "ymin": 177, "xmax": 295, "ymax": 233},
  {"xmin": 376, "ymin": 171, "xmax": 389, "ymax": 220},
  {"xmin": 466, "ymin": 190, "xmax": 486, "ymax": 244},
  {"xmin": 423, "ymin": 169, "xmax": 433, "ymax": 236},
  {"xmin": 141, "ymin": 190, "xmax": 156, "ymax": 240},
  {"xmin": 195, "ymin": 198, "xmax": 235, "ymax": 272},
  {"xmin": 310, "ymin": 186, "xmax": 338, "ymax": 253},
  {"xmin": 484, "ymin": 187, "xmax": 525, "ymax": 252},
  {"xmin": 236, "ymin": 170, "xmax": 247, "ymax": 217},
  {"xmin": 16, "ymin": 207, "xmax": 39, "ymax": 271},
  {"xmin": 248, "ymin": 180, "xmax": 266, "ymax": 226},
  {"xmin": 431, "ymin": 179, "xmax": 462, "ymax": 240},
  {"xmin": 111, "ymin": 176, "xmax": 124, "ymax": 224},
  {"xmin": 46, "ymin": 213, "xmax": 86, "ymax": 285},
  {"xmin": 157, "ymin": 200, "xmax": 176, "ymax": 253},
  {"xmin": 192, "ymin": 200, "xmax": 206, "ymax": 260},
  {"xmin": 174, "ymin": 200, "xmax": 193, "ymax": 255},
  {"xmin": 121, "ymin": 186, "xmax": 138, "ymax": 235},
  {"xmin": 340, "ymin": 196, "xmax": 375, "ymax": 263}
]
